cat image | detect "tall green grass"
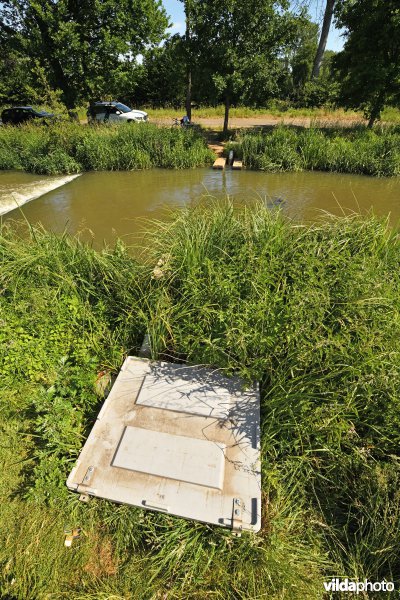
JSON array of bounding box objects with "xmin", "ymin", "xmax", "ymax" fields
[
  {"xmin": 0, "ymin": 122, "xmax": 214, "ymax": 174},
  {"xmin": 227, "ymin": 125, "xmax": 400, "ymax": 176},
  {"xmin": 1, "ymin": 203, "xmax": 400, "ymax": 598}
]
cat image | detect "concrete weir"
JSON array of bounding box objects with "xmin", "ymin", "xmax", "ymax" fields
[
  {"xmin": 67, "ymin": 357, "xmax": 261, "ymax": 534},
  {"xmin": 212, "ymin": 157, "xmax": 226, "ymax": 169},
  {"xmin": 0, "ymin": 173, "xmax": 80, "ymax": 216}
]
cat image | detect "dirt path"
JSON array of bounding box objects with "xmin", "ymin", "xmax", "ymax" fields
[
  {"xmin": 208, "ymin": 142, "xmax": 225, "ymax": 156},
  {"xmin": 81, "ymin": 114, "xmax": 367, "ymax": 130},
  {"xmin": 153, "ymin": 114, "xmax": 366, "ymax": 130}
]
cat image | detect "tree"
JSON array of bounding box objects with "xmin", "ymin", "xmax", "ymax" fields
[
  {"xmin": 293, "ymin": 49, "xmax": 338, "ymax": 108},
  {"xmin": 289, "ymin": 11, "xmax": 318, "ymax": 90},
  {"xmin": 311, "ymin": 0, "xmax": 335, "ymax": 79},
  {"xmin": 190, "ymin": 0, "xmax": 295, "ymax": 134},
  {"xmin": 0, "ymin": 0, "xmax": 169, "ymax": 109},
  {"xmin": 180, "ymin": 1, "xmax": 193, "ymax": 120},
  {"xmin": 333, "ymin": 0, "xmax": 400, "ymax": 127},
  {"xmin": 138, "ymin": 36, "xmax": 186, "ymax": 107}
]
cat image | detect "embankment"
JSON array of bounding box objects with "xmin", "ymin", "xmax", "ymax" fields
[
  {"xmin": 0, "ymin": 122, "xmax": 214, "ymax": 175},
  {"xmin": 226, "ymin": 125, "xmax": 400, "ymax": 176},
  {"xmin": 1, "ymin": 203, "xmax": 399, "ymax": 598},
  {"xmin": 2, "ymin": 121, "xmax": 400, "ymax": 177}
]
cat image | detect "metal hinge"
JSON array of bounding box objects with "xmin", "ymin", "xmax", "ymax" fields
[
  {"xmin": 232, "ymin": 497, "xmax": 243, "ymax": 536},
  {"xmin": 77, "ymin": 466, "xmax": 95, "ymax": 501},
  {"xmin": 139, "ymin": 333, "xmax": 151, "ymax": 358}
]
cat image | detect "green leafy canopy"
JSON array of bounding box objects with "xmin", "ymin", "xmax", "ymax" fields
[
  {"xmin": 0, "ymin": 0, "xmax": 169, "ymax": 108},
  {"xmin": 334, "ymin": 0, "xmax": 400, "ymax": 126}
]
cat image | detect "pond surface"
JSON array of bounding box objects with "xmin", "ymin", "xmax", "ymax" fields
[{"xmin": 2, "ymin": 169, "xmax": 400, "ymax": 246}]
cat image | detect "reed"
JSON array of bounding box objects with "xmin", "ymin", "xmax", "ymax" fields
[
  {"xmin": 1, "ymin": 203, "xmax": 400, "ymax": 598},
  {"xmin": 0, "ymin": 122, "xmax": 214, "ymax": 174},
  {"xmin": 227, "ymin": 125, "xmax": 400, "ymax": 176}
]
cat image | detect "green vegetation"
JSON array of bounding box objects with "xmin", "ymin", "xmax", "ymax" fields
[
  {"xmin": 381, "ymin": 106, "xmax": 400, "ymax": 124},
  {"xmin": 0, "ymin": 122, "xmax": 214, "ymax": 175},
  {"xmin": 1, "ymin": 203, "xmax": 400, "ymax": 598},
  {"xmin": 2, "ymin": 119, "xmax": 400, "ymax": 177},
  {"xmin": 226, "ymin": 125, "xmax": 400, "ymax": 176},
  {"xmin": 334, "ymin": 0, "xmax": 400, "ymax": 127},
  {"xmin": 3, "ymin": 119, "xmax": 400, "ymax": 177},
  {"xmin": 182, "ymin": 0, "xmax": 297, "ymax": 133},
  {"xmin": 147, "ymin": 104, "xmax": 352, "ymax": 119},
  {"xmin": 0, "ymin": 0, "xmax": 168, "ymax": 110},
  {"xmin": 1, "ymin": 1, "xmax": 399, "ymax": 130}
]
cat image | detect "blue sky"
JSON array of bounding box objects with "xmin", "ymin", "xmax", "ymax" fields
[{"xmin": 161, "ymin": 0, "xmax": 345, "ymax": 52}]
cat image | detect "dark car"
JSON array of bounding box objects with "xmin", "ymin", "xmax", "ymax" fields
[{"xmin": 1, "ymin": 106, "xmax": 55, "ymax": 125}]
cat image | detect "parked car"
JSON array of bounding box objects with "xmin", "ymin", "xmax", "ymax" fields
[
  {"xmin": 1, "ymin": 106, "xmax": 55, "ymax": 125},
  {"xmin": 87, "ymin": 101, "xmax": 148, "ymax": 124}
]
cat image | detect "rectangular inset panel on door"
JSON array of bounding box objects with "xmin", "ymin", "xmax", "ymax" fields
[{"xmin": 112, "ymin": 426, "xmax": 226, "ymax": 490}]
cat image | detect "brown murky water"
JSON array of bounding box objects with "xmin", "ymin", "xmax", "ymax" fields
[{"xmin": 2, "ymin": 169, "xmax": 400, "ymax": 247}]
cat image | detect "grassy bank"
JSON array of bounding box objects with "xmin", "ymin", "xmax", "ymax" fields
[
  {"xmin": 1, "ymin": 203, "xmax": 400, "ymax": 598},
  {"xmin": 146, "ymin": 105, "xmax": 400, "ymax": 123},
  {"xmin": 226, "ymin": 125, "xmax": 400, "ymax": 176},
  {"xmin": 0, "ymin": 122, "xmax": 214, "ymax": 175},
  {"xmin": 146, "ymin": 105, "xmax": 344, "ymax": 119},
  {"xmin": 2, "ymin": 120, "xmax": 400, "ymax": 178}
]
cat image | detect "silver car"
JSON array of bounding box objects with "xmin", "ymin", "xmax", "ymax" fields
[{"xmin": 87, "ymin": 101, "xmax": 148, "ymax": 123}]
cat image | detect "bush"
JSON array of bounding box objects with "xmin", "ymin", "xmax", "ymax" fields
[{"xmin": 295, "ymin": 79, "xmax": 339, "ymax": 108}]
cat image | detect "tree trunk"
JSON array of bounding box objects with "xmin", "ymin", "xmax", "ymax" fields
[
  {"xmin": 186, "ymin": 69, "xmax": 192, "ymax": 121},
  {"xmin": 184, "ymin": 1, "xmax": 192, "ymax": 121},
  {"xmin": 367, "ymin": 92, "xmax": 385, "ymax": 128},
  {"xmin": 311, "ymin": 0, "xmax": 335, "ymax": 79},
  {"xmin": 223, "ymin": 95, "xmax": 230, "ymax": 135}
]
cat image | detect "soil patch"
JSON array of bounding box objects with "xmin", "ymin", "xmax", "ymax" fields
[{"xmin": 84, "ymin": 535, "xmax": 118, "ymax": 578}]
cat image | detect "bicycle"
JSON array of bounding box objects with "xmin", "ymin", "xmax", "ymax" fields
[{"xmin": 172, "ymin": 116, "xmax": 191, "ymax": 127}]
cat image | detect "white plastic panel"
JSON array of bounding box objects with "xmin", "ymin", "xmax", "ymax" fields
[
  {"xmin": 113, "ymin": 426, "xmax": 226, "ymax": 490},
  {"xmin": 67, "ymin": 357, "xmax": 261, "ymax": 532},
  {"xmin": 136, "ymin": 371, "xmax": 232, "ymax": 418}
]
